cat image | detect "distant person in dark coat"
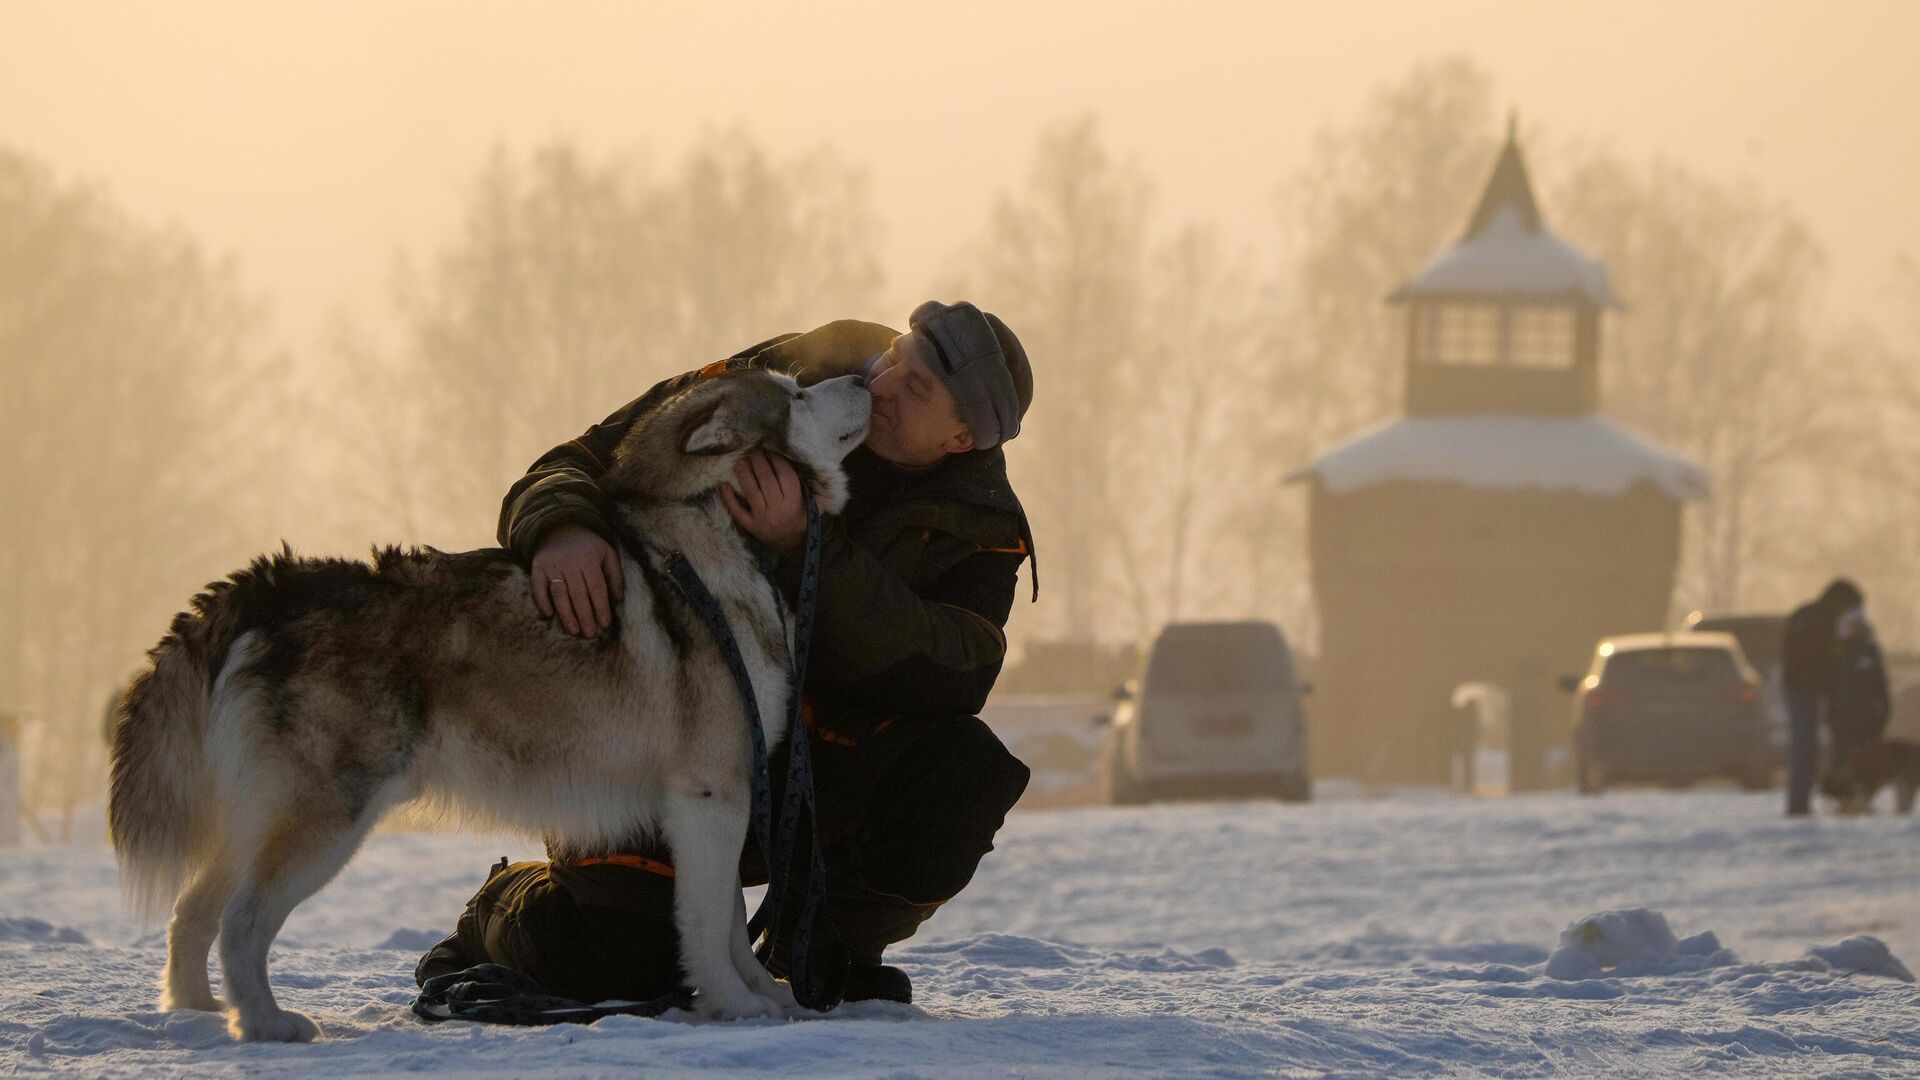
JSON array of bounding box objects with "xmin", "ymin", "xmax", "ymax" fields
[
  {"xmin": 1780, "ymin": 578, "xmax": 1864, "ymax": 815},
  {"xmin": 1826, "ymin": 606, "xmax": 1892, "ymax": 765}
]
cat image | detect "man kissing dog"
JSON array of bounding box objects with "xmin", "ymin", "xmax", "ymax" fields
[{"xmin": 110, "ymin": 369, "xmax": 870, "ymax": 1040}]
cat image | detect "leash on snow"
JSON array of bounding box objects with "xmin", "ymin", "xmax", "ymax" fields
[
  {"xmin": 662, "ymin": 488, "xmax": 838, "ymax": 1011},
  {"xmin": 414, "ymin": 963, "xmax": 693, "ymax": 1026}
]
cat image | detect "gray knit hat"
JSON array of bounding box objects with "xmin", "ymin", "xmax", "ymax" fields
[{"xmin": 908, "ymin": 300, "xmax": 1033, "ymax": 450}]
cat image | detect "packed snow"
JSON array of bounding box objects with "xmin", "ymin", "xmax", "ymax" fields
[
  {"xmin": 2, "ymin": 787, "xmax": 1917, "ymax": 1077},
  {"xmin": 1291, "ymin": 413, "xmax": 1712, "ymax": 501}
]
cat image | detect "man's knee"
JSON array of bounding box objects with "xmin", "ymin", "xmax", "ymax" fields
[
  {"xmin": 852, "ymin": 714, "xmax": 1030, "ymax": 904},
  {"xmin": 460, "ymin": 862, "xmax": 564, "ymax": 977},
  {"xmin": 433, "ymin": 860, "xmax": 683, "ymax": 1004},
  {"xmin": 890, "ymin": 714, "xmax": 1029, "ymax": 826}
]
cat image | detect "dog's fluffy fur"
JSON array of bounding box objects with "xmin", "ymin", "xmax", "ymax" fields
[
  {"xmin": 1819, "ymin": 738, "xmax": 1920, "ymax": 815},
  {"xmin": 108, "ymin": 370, "xmax": 870, "ymax": 1040}
]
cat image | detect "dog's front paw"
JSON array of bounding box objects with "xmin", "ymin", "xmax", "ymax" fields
[
  {"xmin": 735, "ymin": 960, "xmax": 798, "ymax": 1011},
  {"xmin": 759, "ymin": 979, "xmax": 799, "ymax": 1013},
  {"xmin": 693, "ymin": 984, "xmax": 786, "ymax": 1021},
  {"xmin": 229, "ymin": 1006, "xmax": 322, "ymax": 1042}
]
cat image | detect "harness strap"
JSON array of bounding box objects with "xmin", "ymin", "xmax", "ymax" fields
[
  {"xmin": 660, "ymin": 551, "xmax": 779, "ymax": 925},
  {"xmin": 748, "ymin": 493, "xmax": 833, "ymax": 1007},
  {"xmin": 661, "ymin": 489, "xmax": 837, "ymax": 1011},
  {"xmin": 564, "ymin": 853, "xmax": 676, "ymax": 877}
]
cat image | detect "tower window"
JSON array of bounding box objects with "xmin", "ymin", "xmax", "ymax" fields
[
  {"xmin": 1414, "ymin": 303, "xmax": 1501, "ymax": 366},
  {"xmin": 1507, "ymin": 306, "xmax": 1576, "ymax": 368},
  {"xmin": 1412, "ymin": 303, "xmax": 1576, "ymax": 368}
]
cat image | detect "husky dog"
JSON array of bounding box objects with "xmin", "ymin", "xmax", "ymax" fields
[
  {"xmin": 1820, "ymin": 738, "xmax": 1920, "ymax": 815},
  {"xmin": 109, "ymin": 369, "xmax": 870, "ymax": 1041}
]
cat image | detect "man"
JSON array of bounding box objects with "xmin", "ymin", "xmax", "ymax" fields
[
  {"xmin": 1781, "ymin": 578, "xmax": 1864, "ymax": 816},
  {"xmin": 417, "ymin": 301, "xmax": 1035, "ymax": 1007}
]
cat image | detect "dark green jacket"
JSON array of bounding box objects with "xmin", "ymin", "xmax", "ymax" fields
[{"xmin": 497, "ymin": 320, "xmax": 1035, "ymax": 723}]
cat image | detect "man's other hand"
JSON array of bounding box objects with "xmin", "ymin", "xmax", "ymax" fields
[
  {"xmin": 721, "ymin": 450, "xmax": 807, "ymax": 553},
  {"xmin": 531, "ymin": 524, "xmax": 624, "ymax": 636}
]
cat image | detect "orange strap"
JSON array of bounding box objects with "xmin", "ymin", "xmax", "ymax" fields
[{"xmin": 564, "ymin": 853, "xmax": 675, "ymax": 878}]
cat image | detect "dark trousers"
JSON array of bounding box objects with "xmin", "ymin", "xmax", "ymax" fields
[
  {"xmin": 419, "ymin": 713, "xmax": 1029, "ymax": 1000},
  {"xmin": 1786, "ymin": 687, "xmax": 1822, "ymax": 815}
]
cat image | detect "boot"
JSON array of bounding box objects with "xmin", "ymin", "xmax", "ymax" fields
[
  {"xmin": 844, "ymin": 962, "xmax": 912, "ymax": 1004},
  {"xmin": 414, "ymin": 932, "xmax": 470, "ymax": 987}
]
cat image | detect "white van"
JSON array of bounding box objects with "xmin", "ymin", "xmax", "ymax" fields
[{"xmin": 1097, "ymin": 621, "xmax": 1311, "ymax": 804}]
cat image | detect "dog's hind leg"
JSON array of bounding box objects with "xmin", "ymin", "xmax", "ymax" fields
[
  {"xmin": 1897, "ymin": 782, "xmax": 1917, "ymax": 815},
  {"xmin": 219, "ymin": 802, "xmax": 384, "ymax": 1042},
  {"xmin": 659, "ymin": 786, "xmax": 784, "ymax": 1020},
  {"xmin": 161, "ymin": 849, "xmax": 237, "ymax": 1012}
]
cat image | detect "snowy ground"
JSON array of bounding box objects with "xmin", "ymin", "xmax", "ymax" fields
[{"xmin": 2, "ymin": 788, "xmax": 1918, "ymax": 1078}]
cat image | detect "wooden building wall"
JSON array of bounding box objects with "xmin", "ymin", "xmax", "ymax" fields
[{"xmin": 1306, "ymin": 478, "xmax": 1683, "ymax": 787}]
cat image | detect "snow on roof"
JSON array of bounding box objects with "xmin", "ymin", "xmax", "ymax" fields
[
  {"xmin": 1287, "ymin": 413, "xmax": 1709, "ymax": 501},
  {"xmin": 1388, "ymin": 131, "xmax": 1619, "ymax": 308},
  {"xmin": 1389, "ymin": 204, "xmax": 1619, "ymax": 307}
]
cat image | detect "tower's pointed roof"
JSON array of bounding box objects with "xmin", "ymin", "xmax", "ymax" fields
[
  {"xmin": 1461, "ymin": 115, "xmax": 1541, "ymax": 238},
  {"xmin": 1389, "ymin": 117, "xmax": 1619, "ymax": 307}
]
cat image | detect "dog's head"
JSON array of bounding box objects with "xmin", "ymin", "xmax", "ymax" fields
[{"xmin": 606, "ymin": 369, "xmax": 871, "ymax": 512}]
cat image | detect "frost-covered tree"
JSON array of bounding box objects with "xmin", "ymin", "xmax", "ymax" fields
[
  {"xmin": 0, "ymin": 147, "xmax": 279, "ymax": 831},
  {"xmin": 1274, "ymin": 57, "xmax": 1502, "ymax": 447},
  {"xmin": 353, "ymin": 133, "xmax": 882, "ymax": 547},
  {"xmin": 962, "ymin": 120, "xmax": 1284, "ymax": 646},
  {"xmin": 1142, "ymin": 225, "xmax": 1266, "ymax": 625},
  {"xmin": 1244, "ymin": 58, "xmax": 1502, "ymax": 644},
  {"xmin": 965, "ymin": 116, "xmax": 1155, "ymax": 643},
  {"xmin": 1793, "ymin": 265, "xmax": 1920, "ymax": 648},
  {"xmin": 1553, "ymin": 154, "xmax": 1835, "ymax": 614}
]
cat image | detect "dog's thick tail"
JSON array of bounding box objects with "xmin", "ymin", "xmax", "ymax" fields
[{"xmin": 109, "ymin": 605, "xmax": 229, "ymax": 920}]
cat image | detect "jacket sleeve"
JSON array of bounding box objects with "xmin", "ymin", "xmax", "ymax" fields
[
  {"xmin": 495, "ymin": 370, "xmax": 704, "ymax": 561},
  {"xmin": 779, "ymin": 520, "xmax": 1022, "ymax": 718},
  {"xmin": 494, "ymin": 324, "xmax": 878, "ymax": 561}
]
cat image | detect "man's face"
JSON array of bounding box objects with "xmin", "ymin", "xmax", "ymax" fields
[{"xmin": 862, "ymin": 332, "xmax": 974, "ymax": 467}]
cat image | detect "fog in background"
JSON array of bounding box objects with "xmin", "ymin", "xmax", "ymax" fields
[{"xmin": 4, "ymin": 2, "xmax": 1918, "ymax": 826}]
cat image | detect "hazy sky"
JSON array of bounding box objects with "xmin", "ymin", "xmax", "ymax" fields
[{"xmin": 4, "ymin": 1, "xmax": 1917, "ymax": 352}]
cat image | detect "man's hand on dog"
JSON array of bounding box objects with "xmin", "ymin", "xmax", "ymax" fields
[
  {"xmin": 532, "ymin": 452, "xmax": 803, "ymax": 637},
  {"xmin": 532, "ymin": 524, "xmax": 625, "ymax": 637},
  {"xmin": 721, "ymin": 450, "xmax": 807, "ymax": 554}
]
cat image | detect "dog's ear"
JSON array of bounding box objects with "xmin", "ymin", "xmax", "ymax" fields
[{"xmin": 679, "ymin": 402, "xmax": 743, "ymax": 455}]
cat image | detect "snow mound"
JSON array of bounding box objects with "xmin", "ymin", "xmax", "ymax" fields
[
  {"xmin": 1804, "ymin": 936, "xmax": 1915, "ymax": 983},
  {"xmin": 24, "ymin": 1010, "xmax": 229, "ymax": 1059},
  {"xmin": 375, "ymin": 928, "xmax": 448, "ymax": 951},
  {"xmin": 1544, "ymin": 909, "xmax": 1735, "ymax": 980},
  {"xmin": 908, "ymin": 933, "xmax": 1236, "ymax": 973},
  {"xmin": 0, "ymin": 917, "xmax": 90, "ymax": 945}
]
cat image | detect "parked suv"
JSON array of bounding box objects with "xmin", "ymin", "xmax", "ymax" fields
[
  {"xmin": 1097, "ymin": 621, "xmax": 1311, "ymax": 804},
  {"xmin": 1682, "ymin": 610, "xmax": 1789, "ymax": 770},
  {"xmin": 1565, "ymin": 633, "xmax": 1773, "ymax": 794}
]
